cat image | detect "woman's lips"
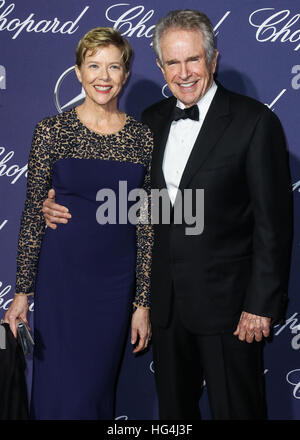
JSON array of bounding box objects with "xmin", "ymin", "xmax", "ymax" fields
[{"xmin": 94, "ymin": 85, "xmax": 112, "ymax": 93}]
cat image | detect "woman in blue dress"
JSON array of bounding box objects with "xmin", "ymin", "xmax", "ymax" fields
[{"xmin": 4, "ymin": 27, "xmax": 153, "ymax": 420}]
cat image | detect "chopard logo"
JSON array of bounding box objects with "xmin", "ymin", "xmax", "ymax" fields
[
  {"xmin": 262, "ymin": 65, "xmax": 300, "ymax": 110},
  {"xmin": 0, "ymin": 146, "xmax": 28, "ymax": 184},
  {"xmin": 0, "ymin": 1, "xmax": 89, "ymax": 40},
  {"xmin": 0, "ymin": 281, "xmax": 13, "ymax": 312},
  {"xmin": 249, "ymin": 8, "xmax": 300, "ymax": 51},
  {"xmin": 0, "ymin": 220, "xmax": 8, "ymax": 231},
  {"xmin": 0, "ymin": 280, "xmax": 34, "ymax": 313},
  {"xmin": 54, "ymin": 66, "xmax": 85, "ymax": 113},
  {"xmin": 286, "ymin": 369, "xmax": 300, "ymax": 399},
  {"xmin": 105, "ymin": 3, "xmax": 231, "ymax": 44},
  {"xmin": 273, "ymin": 312, "xmax": 300, "ymax": 351},
  {"xmin": 106, "ymin": 3, "xmax": 156, "ymax": 41},
  {"xmin": 292, "ymin": 180, "xmax": 300, "ymax": 192}
]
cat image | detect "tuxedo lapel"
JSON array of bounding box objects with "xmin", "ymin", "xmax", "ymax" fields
[
  {"xmin": 177, "ymin": 85, "xmax": 232, "ymax": 195},
  {"xmin": 150, "ymin": 86, "xmax": 232, "ymax": 210}
]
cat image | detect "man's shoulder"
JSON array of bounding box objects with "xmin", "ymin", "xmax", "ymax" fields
[
  {"xmin": 220, "ymin": 84, "xmax": 271, "ymax": 118},
  {"xmin": 229, "ymin": 89, "xmax": 263, "ymax": 108},
  {"xmin": 219, "ymin": 83, "xmax": 283, "ymax": 131}
]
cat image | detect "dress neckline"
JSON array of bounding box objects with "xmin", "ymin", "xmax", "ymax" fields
[{"xmin": 72, "ymin": 107, "xmax": 130, "ymax": 137}]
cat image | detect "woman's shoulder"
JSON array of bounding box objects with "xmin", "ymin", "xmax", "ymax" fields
[
  {"xmin": 34, "ymin": 108, "xmax": 75, "ymax": 132},
  {"xmin": 126, "ymin": 114, "xmax": 153, "ymax": 139},
  {"xmin": 125, "ymin": 116, "xmax": 153, "ymax": 163}
]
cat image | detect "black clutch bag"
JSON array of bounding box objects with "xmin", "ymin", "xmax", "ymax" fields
[{"xmin": 17, "ymin": 321, "xmax": 34, "ymax": 356}]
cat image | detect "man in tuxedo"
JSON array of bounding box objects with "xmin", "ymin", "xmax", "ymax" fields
[{"xmin": 42, "ymin": 10, "xmax": 293, "ymax": 419}]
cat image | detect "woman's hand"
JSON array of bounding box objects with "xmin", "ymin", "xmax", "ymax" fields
[
  {"xmin": 3, "ymin": 295, "xmax": 30, "ymax": 338},
  {"xmin": 131, "ymin": 307, "xmax": 151, "ymax": 353}
]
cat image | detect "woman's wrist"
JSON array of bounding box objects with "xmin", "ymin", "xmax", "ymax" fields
[
  {"xmin": 133, "ymin": 302, "xmax": 150, "ymax": 311},
  {"xmin": 14, "ymin": 293, "xmax": 30, "ymax": 301}
]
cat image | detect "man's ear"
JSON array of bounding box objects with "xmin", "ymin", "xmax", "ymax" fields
[
  {"xmin": 156, "ymin": 58, "xmax": 166, "ymax": 78},
  {"xmin": 211, "ymin": 50, "xmax": 219, "ymax": 75},
  {"xmin": 75, "ymin": 64, "xmax": 82, "ymax": 83}
]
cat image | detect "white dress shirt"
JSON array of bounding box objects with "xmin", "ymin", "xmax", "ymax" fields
[{"xmin": 162, "ymin": 81, "xmax": 218, "ymax": 205}]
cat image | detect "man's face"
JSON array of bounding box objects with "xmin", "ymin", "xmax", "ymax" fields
[{"xmin": 158, "ymin": 28, "xmax": 218, "ymax": 107}]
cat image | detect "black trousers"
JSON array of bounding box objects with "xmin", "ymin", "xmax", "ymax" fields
[{"xmin": 152, "ymin": 298, "xmax": 267, "ymax": 420}]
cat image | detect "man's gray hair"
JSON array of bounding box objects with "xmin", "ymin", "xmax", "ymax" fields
[{"xmin": 153, "ymin": 9, "xmax": 216, "ymax": 66}]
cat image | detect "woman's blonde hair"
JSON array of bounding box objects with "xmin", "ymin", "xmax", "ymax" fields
[{"xmin": 76, "ymin": 27, "xmax": 133, "ymax": 72}]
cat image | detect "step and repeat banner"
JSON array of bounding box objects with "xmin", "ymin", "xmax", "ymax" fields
[{"xmin": 0, "ymin": 0, "xmax": 299, "ymax": 420}]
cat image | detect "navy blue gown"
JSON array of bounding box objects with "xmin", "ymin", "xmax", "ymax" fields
[{"xmin": 15, "ymin": 109, "xmax": 153, "ymax": 420}]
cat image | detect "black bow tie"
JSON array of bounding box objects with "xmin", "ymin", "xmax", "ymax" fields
[{"xmin": 172, "ymin": 105, "xmax": 199, "ymax": 122}]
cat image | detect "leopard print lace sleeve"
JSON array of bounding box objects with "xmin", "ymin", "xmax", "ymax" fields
[
  {"xmin": 15, "ymin": 119, "xmax": 52, "ymax": 295},
  {"xmin": 15, "ymin": 108, "xmax": 154, "ymax": 307},
  {"xmin": 133, "ymin": 130, "xmax": 154, "ymax": 309}
]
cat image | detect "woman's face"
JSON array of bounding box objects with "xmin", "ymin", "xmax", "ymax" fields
[{"xmin": 75, "ymin": 44, "xmax": 129, "ymax": 109}]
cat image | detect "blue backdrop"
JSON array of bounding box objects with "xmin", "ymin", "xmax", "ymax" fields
[{"xmin": 0, "ymin": 0, "xmax": 299, "ymax": 420}]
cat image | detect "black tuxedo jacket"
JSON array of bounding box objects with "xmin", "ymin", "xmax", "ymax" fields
[{"xmin": 142, "ymin": 83, "xmax": 293, "ymax": 334}]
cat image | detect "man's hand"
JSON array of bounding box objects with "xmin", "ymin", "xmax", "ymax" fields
[
  {"xmin": 131, "ymin": 307, "xmax": 151, "ymax": 353},
  {"xmin": 42, "ymin": 188, "xmax": 71, "ymax": 229},
  {"xmin": 233, "ymin": 311, "xmax": 271, "ymax": 343}
]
